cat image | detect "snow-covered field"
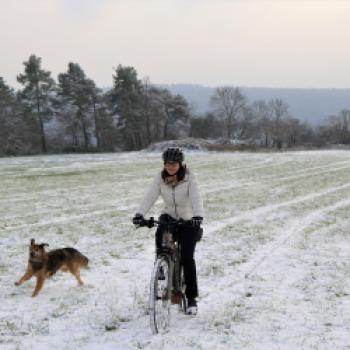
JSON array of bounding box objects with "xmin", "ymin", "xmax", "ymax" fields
[{"xmin": 1, "ymin": 150, "xmax": 350, "ymax": 350}]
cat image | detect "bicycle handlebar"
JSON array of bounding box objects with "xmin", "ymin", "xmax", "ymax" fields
[
  {"xmin": 139, "ymin": 217, "xmax": 193, "ymax": 228},
  {"xmin": 136, "ymin": 217, "xmax": 203, "ymax": 242}
]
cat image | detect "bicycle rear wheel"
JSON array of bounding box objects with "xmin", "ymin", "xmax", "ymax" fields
[{"xmin": 149, "ymin": 256, "xmax": 171, "ymax": 334}]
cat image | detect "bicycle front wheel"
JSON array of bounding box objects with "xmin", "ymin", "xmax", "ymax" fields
[
  {"xmin": 179, "ymin": 265, "xmax": 188, "ymax": 313},
  {"xmin": 149, "ymin": 256, "xmax": 171, "ymax": 334}
]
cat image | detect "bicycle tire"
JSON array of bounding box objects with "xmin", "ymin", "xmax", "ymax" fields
[
  {"xmin": 179, "ymin": 264, "xmax": 188, "ymax": 313},
  {"xmin": 149, "ymin": 256, "xmax": 171, "ymax": 334}
]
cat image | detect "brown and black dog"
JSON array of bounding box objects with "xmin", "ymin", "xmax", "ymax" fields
[{"xmin": 15, "ymin": 239, "xmax": 89, "ymax": 297}]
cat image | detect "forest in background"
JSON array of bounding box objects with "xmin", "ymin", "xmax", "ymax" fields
[{"xmin": 1, "ymin": 54, "xmax": 350, "ymax": 156}]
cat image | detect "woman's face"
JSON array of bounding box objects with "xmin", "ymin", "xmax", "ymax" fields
[{"xmin": 164, "ymin": 161, "xmax": 180, "ymax": 175}]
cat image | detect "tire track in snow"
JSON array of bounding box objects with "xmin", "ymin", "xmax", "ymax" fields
[
  {"xmin": 203, "ymin": 181, "xmax": 350, "ymax": 235},
  {"xmin": 242, "ymin": 197, "xmax": 350, "ymax": 279},
  {"xmin": 162, "ymin": 197, "xmax": 350, "ymax": 350},
  {"xmin": 2, "ymin": 181, "xmax": 350, "ymax": 233},
  {"xmin": 233, "ymin": 199, "xmax": 350, "ymax": 349},
  {"xmin": 201, "ymin": 160, "xmax": 350, "ymax": 196}
]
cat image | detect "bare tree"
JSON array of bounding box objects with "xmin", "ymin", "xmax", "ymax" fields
[
  {"xmin": 210, "ymin": 87, "xmax": 246, "ymax": 139},
  {"xmin": 268, "ymin": 98, "xmax": 289, "ymax": 148},
  {"xmin": 251, "ymin": 100, "xmax": 273, "ymax": 147},
  {"xmin": 324, "ymin": 109, "xmax": 350, "ymax": 144}
]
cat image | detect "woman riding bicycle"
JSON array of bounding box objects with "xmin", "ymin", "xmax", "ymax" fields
[{"xmin": 132, "ymin": 147, "xmax": 204, "ymax": 315}]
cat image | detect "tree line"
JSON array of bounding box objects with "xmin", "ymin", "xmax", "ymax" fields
[
  {"xmin": 1, "ymin": 55, "xmax": 350, "ymax": 156},
  {"xmin": 192, "ymin": 87, "xmax": 350, "ymax": 149},
  {"xmin": 0, "ymin": 55, "xmax": 191, "ymax": 155}
]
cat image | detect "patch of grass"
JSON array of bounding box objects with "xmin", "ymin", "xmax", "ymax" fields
[
  {"xmin": 109, "ymin": 251, "xmax": 121, "ymax": 259},
  {"xmin": 0, "ymin": 265, "xmax": 8, "ymax": 273},
  {"xmin": 101, "ymin": 258, "xmax": 111, "ymax": 266},
  {"xmin": 134, "ymin": 242, "xmax": 144, "ymax": 250},
  {"xmin": 202, "ymin": 263, "xmax": 224, "ymax": 277},
  {"xmin": 228, "ymin": 259, "xmax": 247, "ymax": 267},
  {"xmin": 105, "ymin": 323, "xmax": 118, "ymax": 331}
]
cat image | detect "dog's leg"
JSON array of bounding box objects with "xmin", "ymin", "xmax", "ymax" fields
[
  {"xmin": 15, "ymin": 265, "xmax": 33, "ymax": 286},
  {"xmin": 69, "ymin": 264, "xmax": 84, "ymax": 285},
  {"xmin": 32, "ymin": 275, "xmax": 45, "ymax": 297}
]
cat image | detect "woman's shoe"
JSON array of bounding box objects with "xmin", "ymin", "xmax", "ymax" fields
[{"xmin": 186, "ymin": 298, "xmax": 198, "ymax": 315}]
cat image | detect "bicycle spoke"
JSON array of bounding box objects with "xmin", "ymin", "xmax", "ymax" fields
[
  {"xmin": 149, "ymin": 257, "xmax": 171, "ymax": 334},
  {"xmin": 179, "ymin": 266, "xmax": 187, "ymax": 313}
]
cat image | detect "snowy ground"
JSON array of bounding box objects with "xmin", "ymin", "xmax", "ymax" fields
[{"xmin": 1, "ymin": 150, "xmax": 350, "ymax": 350}]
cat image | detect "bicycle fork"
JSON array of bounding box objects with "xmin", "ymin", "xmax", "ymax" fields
[{"xmin": 171, "ymin": 249, "xmax": 183, "ymax": 304}]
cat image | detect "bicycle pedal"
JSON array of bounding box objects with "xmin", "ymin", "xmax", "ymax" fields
[{"xmin": 171, "ymin": 292, "xmax": 182, "ymax": 304}]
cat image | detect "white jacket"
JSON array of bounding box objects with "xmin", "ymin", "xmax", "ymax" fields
[{"xmin": 137, "ymin": 170, "xmax": 204, "ymax": 220}]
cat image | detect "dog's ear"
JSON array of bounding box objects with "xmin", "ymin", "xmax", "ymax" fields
[
  {"xmin": 40, "ymin": 243, "xmax": 49, "ymax": 248},
  {"xmin": 30, "ymin": 239, "xmax": 35, "ymax": 246}
]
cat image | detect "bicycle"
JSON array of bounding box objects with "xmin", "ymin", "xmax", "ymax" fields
[{"xmin": 141, "ymin": 217, "xmax": 201, "ymax": 334}]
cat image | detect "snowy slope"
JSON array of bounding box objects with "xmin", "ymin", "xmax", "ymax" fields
[{"xmin": 1, "ymin": 151, "xmax": 350, "ymax": 349}]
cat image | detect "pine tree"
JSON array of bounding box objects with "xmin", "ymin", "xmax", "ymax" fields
[
  {"xmin": 17, "ymin": 55, "xmax": 55, "ymax": 153},
  {"xmin": 109, "ymin": 65, "xmax": 144, "ymax": 150},
  {"xmin": 0, "ymin": 77, "xmax": 17, "ymax": 154},
  {"xmin": 162, "ymin": 92, "xmax": 191, "ymax": 139},
  {"xmin": 0, "ymin": 77, "xmax": 39, "ymax": 155},
  {"xmin": 58, "ymin": 63, "xmax": 97, "ymax": 151}
]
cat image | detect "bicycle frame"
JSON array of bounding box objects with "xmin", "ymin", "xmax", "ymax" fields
[
  {"xmin": 158, "ymin": 222, "xmax": 184, "ymax": 304},
  {"xmin": 144, "ymin": 217, "xmax": 190, "ymax": 334}
]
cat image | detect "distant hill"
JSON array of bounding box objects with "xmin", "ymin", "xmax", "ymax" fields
[{"xmin": 159, "ymin": 84, "xmax": 350, "ymax": 126}]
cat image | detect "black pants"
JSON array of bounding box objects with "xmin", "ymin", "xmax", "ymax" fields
[{"xmin": 155, "ymin": 214, "xmax": 198, "ymax": 299}]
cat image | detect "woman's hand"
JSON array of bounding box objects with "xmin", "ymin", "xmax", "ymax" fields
[
  {"xmin": 132, "ymin": 213, "xmax": 145, "ymax": 226},
  {"xmin": 191, "ymin": 216, "xmax": 203, "ymax": 228}
]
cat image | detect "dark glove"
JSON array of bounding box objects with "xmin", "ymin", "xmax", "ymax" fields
[
  {"xmin": 132, "ymin": 213, "xmax": 145, "ymax": 226},
  {"xmin": 191, "ymin": 216, "xmax": 203, "ymax": 228}
]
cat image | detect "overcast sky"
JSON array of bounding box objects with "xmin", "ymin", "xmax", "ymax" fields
[{"xmin": 1, "ymin": 0, "xmax": 350, "ymax": 89}]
